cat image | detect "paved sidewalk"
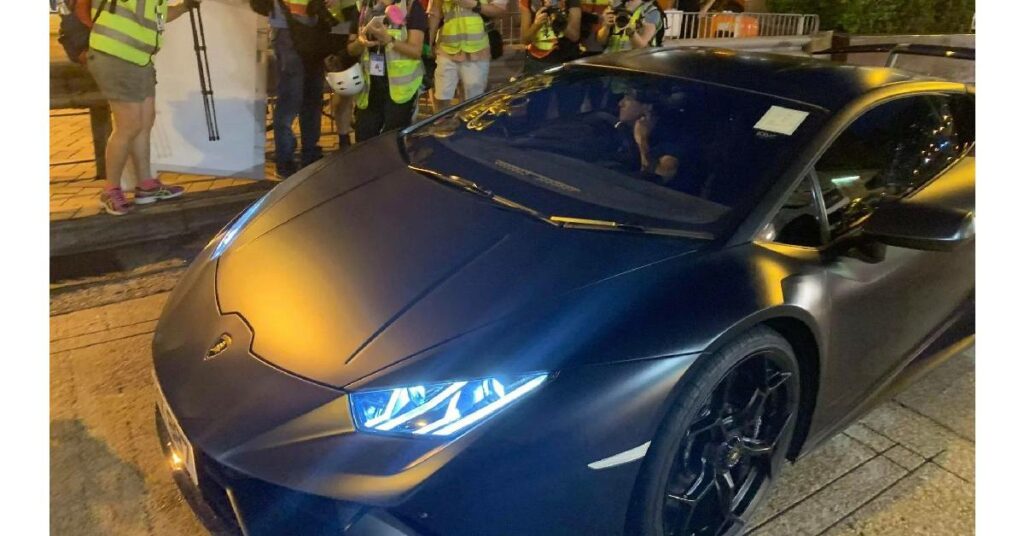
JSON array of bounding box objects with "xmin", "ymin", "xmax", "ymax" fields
[
  {"xmin": 48, "ymin": 109, "xmax": 348, "ymax": 223},
  {"xmin": 49, "ymin": 280, "xmax": 975, "ymax": 535},
  {"xmin": 751, "ymin": 347, "xmax": 975, "ymax": 535}
]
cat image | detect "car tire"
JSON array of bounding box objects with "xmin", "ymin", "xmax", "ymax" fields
[{"xmin": 628, "ymin": 326, "xmax": 801, "ymax": 536}]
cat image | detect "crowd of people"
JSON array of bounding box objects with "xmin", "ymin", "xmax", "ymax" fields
[
  {"xmin": 79, "ymin": 0, "xmax": 718, "ymax": 215},
  {"xmin": 267, "ymin": 0, "xmax": 713, "ymax": 179}
]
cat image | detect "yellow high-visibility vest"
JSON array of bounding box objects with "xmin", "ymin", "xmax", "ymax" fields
[
  {"xmin": 438, "ymin": 0, "xmax": 489, "ymax": 55},
  {"xmin": 528, "ymin": 8, "xmax": 562, "ymax": 57},
  {"xmin": 327, "ymin": 0, "xmax": 358, "ymax": 19},
  {"xmin": 606, "ymin": 4, "xmax": 648, "ymax": 53},
  {"xmin": 89, "ymin": 0, "xmax": 169, "ymax": 66},
  {"xmin": 357, "ymin": 19, "xmax": 424, "ymax": 107}
]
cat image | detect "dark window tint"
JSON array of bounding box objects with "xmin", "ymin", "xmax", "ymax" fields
[
  {"xmin": 814, "ymin": 95, "xmax": 968, "ymax": 239},
  {"xmin": 403, "ymin": 69, "xmax": 825, "ymax": 238},
  {"xmin": 764, "ymin": 175, "xmax": 824, "ymax": 248}
]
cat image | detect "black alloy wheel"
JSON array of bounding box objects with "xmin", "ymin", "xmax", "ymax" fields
[{"xmin": 629, "ymin": 327, "xmax": 801, "ymax": 536}]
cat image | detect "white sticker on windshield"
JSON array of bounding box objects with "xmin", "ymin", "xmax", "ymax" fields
[{"xmin": 754, "ymin": 106, "xmax": 810, "ymax": 136}]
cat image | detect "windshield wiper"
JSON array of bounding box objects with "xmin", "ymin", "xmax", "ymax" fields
[
  {"xmin": 410, "ymin": 165, "xmax": 553, "ymax": 224},
  {"xmin": 549, "ymin": 216, "xmax": 713, "ymax": 240}
]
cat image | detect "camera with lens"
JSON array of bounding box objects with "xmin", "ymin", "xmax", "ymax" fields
[
  {"xmin": 538, "ymin": 4, "xmax": 569, "ymax": 34},
  {"xmin": 613, "ymin": 7, "xmax": 633, "ymax": 30}
]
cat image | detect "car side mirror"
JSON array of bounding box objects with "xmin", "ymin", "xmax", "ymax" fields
[{"xmin": 862, "ymin": 202, "xmax": 975, "ymax": 252}]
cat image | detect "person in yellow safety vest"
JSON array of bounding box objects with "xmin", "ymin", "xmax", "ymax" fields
[
  {"xmin": 597, "ymin": 0, "xmax": 660, "ymax": 53},
  {"xmin": 578, "ymin": 0, "xmax": 611, "ymax": 52},
  {"xmin": 87, "ymin": 0, "xmax": 198, "ymax": 216},
  {"xmin": 347, "ymin": 0, "xmax": 427, "ymax": 142},
  {"xmin": 427, "ymin": 0, "xmax": 507, "ymax": 112},
  {"xmin": 519, "ymin": 0, "xmax": 582, "ymax": 75}
]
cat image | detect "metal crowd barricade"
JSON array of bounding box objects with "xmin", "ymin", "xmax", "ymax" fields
[
  {"xmin": 488, "ymin": 9, "xmax": 818, "ymax": 45},
  {"xmin": 665, "ymin": 11, "xmax": 820, "ymax": 40}
]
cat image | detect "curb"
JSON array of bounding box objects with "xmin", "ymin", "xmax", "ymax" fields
[{"xmin": 50, "ymin": 181, "xmax": 276, "ymax": 258}]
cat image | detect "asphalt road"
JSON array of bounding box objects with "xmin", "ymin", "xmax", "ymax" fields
[{"xmin": 50, "ymin": 266, "xmax": 975, "ymax": 535}]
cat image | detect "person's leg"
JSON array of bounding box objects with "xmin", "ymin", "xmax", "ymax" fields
[
  {"xmin": 100, "ymin": 100, "xmax": 143, "ymax": 214},
  {"xmin": 299, "ymin": 59, "xmax": 325, "ymax": 167},
  {"xmin": 273, "ymin": 30, "xmax": 303, "ymax": 176},
  {"xmin": 381, "ymin": 93, "xmax": 419, "ymax": 133},
  {"xmin": 354, "ymin": 81, "xmax": 388, "ymax": 142},
  {"xmin": 332, "ymin": 93, "xmax": 355, "ymax": 146},
  {"xmin": 129, "ymin": 95, "xmax": 155, "ymax": 185},
  {"xmin": 432, "ymin": 54, "xmax": 459, "ymax": 112},
  {"xmin": 460, "ymin": 58, "xmax": 490, "ymax": 101},
  {"xmin": 132, "ymin": 95, "xmax": 184, "ymax": 203},
  {"xmin": 105, "ymin": 101, "xmax": 144, "ymax": 190}
]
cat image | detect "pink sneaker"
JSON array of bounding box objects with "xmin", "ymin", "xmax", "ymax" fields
[
  {"xmin": 99, "ymin": 187, "xmax": 132, "ymax": 216},
  {"xmin": 135, "ymin": 178, "xmax": 184, "ymax": 205}
]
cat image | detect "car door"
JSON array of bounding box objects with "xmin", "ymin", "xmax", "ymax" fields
[{"xmin": 766, "ymin": 92, "xmax": 975, "ymax": 423}]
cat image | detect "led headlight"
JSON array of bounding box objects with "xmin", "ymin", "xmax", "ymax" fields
[
  {"xmin": 210, "ymin": 194, "xmax": 269, "ymax": 260},
  {"xmin": 350, "ymin": 373, "xmax": 549, "ymax": 437}
]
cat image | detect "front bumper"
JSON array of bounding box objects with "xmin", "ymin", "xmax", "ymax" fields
[
  {"xmin": 156, "ymin": 408, "xmax": 417, "ymax": 536},
  {"xmin": 152, "ymin": 253, "xmax": 700, "ymax": 534}
]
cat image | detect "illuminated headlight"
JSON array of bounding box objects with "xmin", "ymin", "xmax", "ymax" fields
[
  {"xmin": 350, "ymin": 373, "xmax": 549, "ymax": 437},
  {"xmin": 210, "ymin": 194, "xmax": 269, "ymax": 260}
]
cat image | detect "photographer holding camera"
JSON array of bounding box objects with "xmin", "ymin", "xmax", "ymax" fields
[
  {"xmin": 347, "ymin": 0, "xmax": 427, "ymax": 141},
  {"xmin": 597, "ymin": 0, "xmax": 660, "ymax": 53},
  {"xmin": 520, "ymin": 0, "xmax": 582, "ymax": 75}
]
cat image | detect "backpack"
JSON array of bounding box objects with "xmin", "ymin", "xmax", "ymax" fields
[
  {"xmin": 641, "ymin": 1, "xmax": 668, "ymax": 47},
  {"xmin": 57, "ymin": 0, "xmax": 113, "ymax": 64},
  {"xmin": 482, "ymin": 15, "xmax": 504, "ymax": 60},
  {"xmin": 274, "ymin": 0, "xmax": 340, "ymax": 67}
]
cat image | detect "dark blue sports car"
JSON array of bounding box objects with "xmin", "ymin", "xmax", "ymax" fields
[{"xmin": 152, "ymin": 46, "xmax": 975, "ymax": 536}]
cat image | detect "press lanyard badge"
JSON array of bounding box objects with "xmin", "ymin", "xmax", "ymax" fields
[{"xmin": 369, "ymin": 53, "xmax": 385, "ymax": 76}]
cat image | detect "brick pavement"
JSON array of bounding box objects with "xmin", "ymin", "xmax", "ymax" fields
[
  {"xmin": 49, "ymin": 285, "xmax": 975, "ymax": 535},
  {"xmin": 48, "ymin": 107, "xmax": 347, "ymax": 223}
]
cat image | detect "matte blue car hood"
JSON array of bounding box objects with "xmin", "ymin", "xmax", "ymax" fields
[{"xmin": 216, "ymin": 136, "xmax": 702, "ymax": 388}]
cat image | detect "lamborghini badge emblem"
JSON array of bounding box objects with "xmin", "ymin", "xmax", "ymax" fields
[{"xmin": 205, "ymin": 334, "xmax": 232, "ymax": 360}]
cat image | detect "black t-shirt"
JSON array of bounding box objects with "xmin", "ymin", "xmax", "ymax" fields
[{"xmin": 613, "ymin": 120, "xmax": 699, "ymax": 191}]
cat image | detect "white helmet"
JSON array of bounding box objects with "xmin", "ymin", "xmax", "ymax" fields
[{"xmin": 326, "ymin": 63, "xmax": 365, "ymax": 96}]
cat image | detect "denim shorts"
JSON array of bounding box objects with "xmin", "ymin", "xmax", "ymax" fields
[{"xmin": 87, "ymin": 50, "xmax": 157, "ymax": 103}]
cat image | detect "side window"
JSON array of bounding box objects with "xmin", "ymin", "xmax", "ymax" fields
[
  {"xmin": 814, "ymin": 95, "xmax": 966, "ymax": 239},
  {"xmin": 764, "ymin": 176, "xmax": 824, "ymax": 248},
  {"xmin": 948, "ymin": 94, "xmax": 975, "ymax": 150}
]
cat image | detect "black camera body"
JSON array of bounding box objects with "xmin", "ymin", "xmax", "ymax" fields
[
  {"xmin": 613, "ymin": 7, "xmax": 633, "ymax": 30},
  {"xmin": 539, "ymin": 5, "xmax": 569, "ymax": 34}
]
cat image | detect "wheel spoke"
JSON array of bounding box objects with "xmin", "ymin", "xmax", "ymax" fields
[
  {"xmin": 669, "ymin": 455, "xmax": 715, "ymax": 506},
  {"xmin": 661, "ymin": 350, "xmax": 800, "ymax": 536},
  {"xmin": 739, "ymin": 437, "xmax": 773, "ymax": 457},
  {"xmin": 766, "ymin": 370, "xmax": 793, "ymax": 393},
  {"xmin": 712, "ymin": 372, "xmax": 736, "ymax": 419},
  {"xmin": 726, "ymin": 388, "xmax": 767, "ymax": 431},
  {"xmin": 714, "ymin": 466, "xmax": 737, "ymax": 517}
]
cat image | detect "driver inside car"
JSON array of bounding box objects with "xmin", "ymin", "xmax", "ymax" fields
[{"xmin": 613, "ymin": 89, "xmax": 690, "ymax": 187}]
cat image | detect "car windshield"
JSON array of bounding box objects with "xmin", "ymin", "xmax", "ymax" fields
[{"xmin": 402, "ymin": 67, "xmax": 826, "ymax": 238}]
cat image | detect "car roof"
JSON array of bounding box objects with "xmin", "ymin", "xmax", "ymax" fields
[{"xmin": 568, "ymin": 47, "xmax": 922, "ymax": 113}]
